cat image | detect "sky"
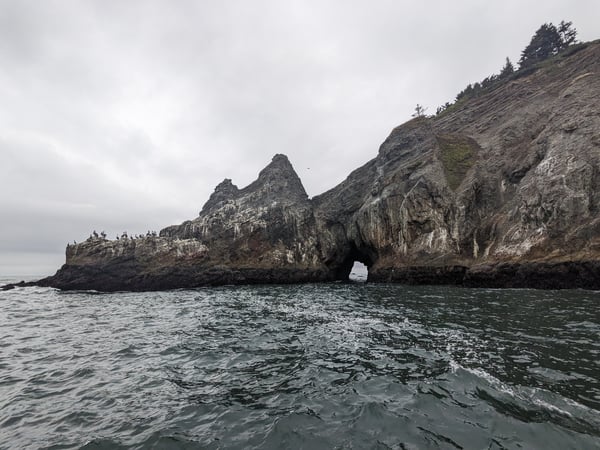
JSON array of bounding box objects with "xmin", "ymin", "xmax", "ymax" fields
[{"xmin": 1, "ymin": 0, "xmax": 599, "ymax": 277}]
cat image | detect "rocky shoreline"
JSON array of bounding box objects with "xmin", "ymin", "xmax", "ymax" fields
[{"xmin": 4, "ymin": 260, "xmax": 600, "ymax": 292}]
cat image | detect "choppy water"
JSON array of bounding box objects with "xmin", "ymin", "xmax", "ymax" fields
[{"xmin": 1, "ymin": 279, "xmax": 599, "ymax": 449}]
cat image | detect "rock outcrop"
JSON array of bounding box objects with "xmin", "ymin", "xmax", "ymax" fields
[
  {"xmin": 311, "ymin": 41, "xmax": 600, "ymax": 289},
  {"xmin": 35, "ymin": 154, "xmax": 334, "ymax": 291},
  {"xmin": 22, "ymin": 40, "xmax": 600, "ymax": 291}
]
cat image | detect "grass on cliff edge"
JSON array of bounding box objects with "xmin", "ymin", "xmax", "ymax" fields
[{"xmin": 437, "ymin": 134, "xmax": 479, "ymax": 191}]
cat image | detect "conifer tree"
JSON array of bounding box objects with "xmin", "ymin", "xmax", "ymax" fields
[
  {"xmin": 519, "ymin": 21, "xmax": 578, "ymax": 69},
  {"xmin": 558, "ymin": 20, "xmax": 578, "ymax": 49},
  {"xmin": 519, "ymin": 23, "xmax": 562, "ymax": 68},
  {"xmin": 412, "ymin": 104, "xmax": 427, "ymax": 118},
  {"xmin": 500, "ymin": 57, "xmax": 515, "ymax": 77}
]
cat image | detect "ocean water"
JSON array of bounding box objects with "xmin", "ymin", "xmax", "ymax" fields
[{"xmin": 0, "ymin": 278, "xmax": 599, "ymax": 449}]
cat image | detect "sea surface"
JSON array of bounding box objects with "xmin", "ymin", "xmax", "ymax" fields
[{"xmin": 1, "ymin": 276, "xmax": 599, "ymax": 449}]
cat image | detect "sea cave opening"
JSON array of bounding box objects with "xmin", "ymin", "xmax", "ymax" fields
[
  {"xmin": 333, "ymin": 242, "xmax": 375, "ymax": 283},
  {"xmin": 348, "ymin": 261, "xmax": 368, "ymax": 283}
]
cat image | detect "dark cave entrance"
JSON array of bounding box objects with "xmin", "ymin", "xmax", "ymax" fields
[{"xmin": 338, "ymin": 244, "xmax": 375, "ymax": 283}]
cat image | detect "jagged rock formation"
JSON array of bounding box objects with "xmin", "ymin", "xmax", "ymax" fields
[
  {"xmin": 35, "ymin": 155, "xmax": 333, "ymax": 291},
  {"xmin": 15, "ymin": 40, "xmax": 600, "ymax": 291}
]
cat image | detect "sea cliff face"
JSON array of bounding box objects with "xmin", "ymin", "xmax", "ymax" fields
[
  {"xmin": 33, "ymin": 41, "xmax": 600, "ymax": 291},
  {"xmin": 313, "ymin": 42, "xmax": 600, "ymax": 288}
]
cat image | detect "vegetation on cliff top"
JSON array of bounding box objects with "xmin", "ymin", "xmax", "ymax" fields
[
  {"xmin": 519, "ymin": 21, "xmax": 578, "ymax": 68},
  {"xmin": 435, "ymin": 21, "xmax": 580, "ymax": 116}
]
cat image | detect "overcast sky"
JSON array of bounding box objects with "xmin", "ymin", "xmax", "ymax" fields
[{"xmin": 1, "ymin": 0, "xmax": 598, "ymax": 277}]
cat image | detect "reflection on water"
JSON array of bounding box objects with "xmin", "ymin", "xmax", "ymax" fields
[{"xmin": 0, "ymin": 283, "xmax": 599, "ymax": 449}]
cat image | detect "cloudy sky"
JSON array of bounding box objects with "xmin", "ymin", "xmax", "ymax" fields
[{"xmin": 1, "ymin": 0, "xmax": 598, "ymax": 276}]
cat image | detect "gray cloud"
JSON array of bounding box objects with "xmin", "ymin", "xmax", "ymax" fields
[{"xmin": 1, "ymin": 0, "xmax": 599, "ymax": 276}]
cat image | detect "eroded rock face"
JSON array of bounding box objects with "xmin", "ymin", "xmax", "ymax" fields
[
  {"xmin": 38, "ymin": 237, "xmax": 210, "ymax": 291},
  {"xmin": 34, "ymin": 41, "xmax": 600, "ymax": 291},
  {"xmin": 40, "ymin": 155, "xmax": 334, "ymax": 291},
  {"xmin": 313, "ymin": 41, "xmax": 600, "ymax": 287},
  {"xmin": 159, "ymin": 154, "xmax": 324, "ymax": 271}
]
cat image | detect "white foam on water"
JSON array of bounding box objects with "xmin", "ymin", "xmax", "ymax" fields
[{"xmin": 451, "ymin": 360, "xmax": 598, "ymax": 425}]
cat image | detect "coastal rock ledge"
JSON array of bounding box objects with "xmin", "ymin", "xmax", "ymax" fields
[{"xmin": 6, "ymin": 41, "xmax": 600, "ymax": 291}]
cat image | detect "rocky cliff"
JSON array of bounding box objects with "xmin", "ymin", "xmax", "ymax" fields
[
  {"xmin": 16, "ymin": 40, "xmax": 600, "ymax": 291},
  {"xmin": 34, "ymin": 155, "xmax": 333, "ymax": 291},
  {"xmin": 314, "ymin": 41, "xmax": 600, "ymax": 288}
]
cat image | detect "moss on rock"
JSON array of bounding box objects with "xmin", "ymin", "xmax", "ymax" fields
[{"xmin": 436, "ymin": 134, "xmax": 480, "ymax": 191}]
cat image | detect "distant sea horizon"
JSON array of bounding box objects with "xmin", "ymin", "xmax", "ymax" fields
[{"xmin": 0, "ymin": 274, "xmax": 46, "ymax": 285}]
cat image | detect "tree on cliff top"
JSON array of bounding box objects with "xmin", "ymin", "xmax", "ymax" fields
[
  {"xmin": 558, "ymin": 20, "xmax": 578, "ymax": 48},
  {"xmin": 519, "ymin": 21, "xmax": 577, "ymax": 69},
  {"xmin": 412, "ymin": 104, "xmax": 427, "ymax": 118},
  {"xmin": 500, "ymin": 57, "xmax": 514, "ymax": 77}
]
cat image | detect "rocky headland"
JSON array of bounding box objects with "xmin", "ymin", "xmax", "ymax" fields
[{"xmin": 6, "ymin": 40, "xmax": 600, "ymax": 291}]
